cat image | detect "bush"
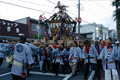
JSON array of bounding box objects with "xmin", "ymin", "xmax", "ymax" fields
[{"xmin": 34, "ymin": 35, "xmax": 41, "ymax": 39}]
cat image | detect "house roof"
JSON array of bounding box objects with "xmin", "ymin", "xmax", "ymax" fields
[{"xmin": 45, "ymin": 11, "xmax": 76, "ymax": 24}]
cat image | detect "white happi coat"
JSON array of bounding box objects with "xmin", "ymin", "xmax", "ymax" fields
[
  {"xmin": 11, "ymin": 43, "xmax": 34, "ymax": 76},
  {"xmin": 25, "ymin": 43, "xmax": 39, "ymax": 56},
  {"xmin": 69, "ymin": 47, "xmax": 81, "ymax": 63},
  {"xmin": 52, "ymin": 48, "xmax": 63, "ymax": 64},
  {"xmin": 0, "ymin": 43, "xmax": 11, "ymax": 58},
  {"xmin": 98, "ymin": 46, "xmax": 118, "ymax": 69},
  {"xmin": 82, "ymin": 44, "xmax": 98, "ymax": 64},
  {"xmin": 115, "ymin": 46, "xmax": 120, "ymax": 61}
]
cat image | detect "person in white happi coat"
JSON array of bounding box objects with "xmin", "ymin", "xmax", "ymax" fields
[
  {"xmin": 37, "ymin": 45, "xmax": 45, "ymax": 71},
  {"xmin": 100, "ymin": 40, "xmax": 106, "ymax": 70},
  {"xmin": 79, "ymin": 42, "xmax": 85, "ymax": 68},
  {"xmin": 98, "ymin": 38, "xmax": 119, "ymax": 80},
  {"xmin": 94, "ymin": 41, "xmax": 102, "ymax": 70},
  {"xmin": 115, "ymin": 41, "xmax": 120, "ymax": 70},
  {"xmin": 25, "ymin": 40, "xmax": 39, "ymax": 56},
  {"xmin": 52, "ymin": 44, "xmax": 63, "ymax": 76},
  {"xmin": 82, "ymin": 40, "xmax": 100, "ymax": 80},
  {"xmin": 42, "ymin": 45, "xmax": 52, "ymax": 73},
  {"xmin": 60, "ymin": 44, "xmax": 69, "ymax": 74},
  {"xmin": 25, "ymin": 40, "xmax": 39, "ymax": 75},
  {"xmin": 0, "ymin": 40, "xmax": 12, "ymax": 67},
  {"xmin": 11, "ymin": 36, "xmax": 34, "ymax": 80},
  {"xmin": 69, "ymin": 41, "xmax": 82, "ymax": 76}
]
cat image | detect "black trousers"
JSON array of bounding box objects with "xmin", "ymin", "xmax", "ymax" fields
[
  {"xmin": 43, "ymin": 59, "xmax": 50, "ymax": 72},
  {"xmin": 77, "ymin": 61, "xmax": 81, "ymax": 72},
  {"xmin": 52, "ymin": 62, "xmax": 60, "ymax": 76},
  {"xmin": 0, "ymin": 58, "xmax": 3, "ymax": 66},
  {"xmin": 34, "ymin": 55, "xmax": 38, "ymax": 64},
  {"xmin": 97, "ymin": 60, "xmax": 102, "ymax": 70},
  {"xmin": 12, "ymin": 74, "xmax": 26, "ymax": 80},
  {"xmin": 61, "ymin": 60, "xmax": 67, "ymax": 74},
  {"xmin": 115, "ymin": 60, "xmax": 120, "ymax": 70},
  {"xmin": 84, "ymin": 63, "xmax": 101, "ymax": 80},
  {"xmin": 55, "ymin": 62, "xmax": 60, "ymax": 76},
  {"xmin": 52, "ymin": 62, "xmax": 56, "ymax": 73}
]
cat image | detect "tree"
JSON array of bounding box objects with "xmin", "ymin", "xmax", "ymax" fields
[
  {"xmin": 112, "ymin": 0, "xmax": 120, "ymax": 41},
  {"xmin": 99, "ymin": 26, "xmax": 103, "ymax": 39},
  {"xmin": 34, "ymin": 35, "xmax": 41, "ymax": 39}
]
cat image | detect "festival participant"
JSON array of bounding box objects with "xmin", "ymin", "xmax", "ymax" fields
[
  {"xmin": 38, "ymin": 44, "xmax": 44, "ymax": 72},
  {"xmin": 60, "ymin": 43, "xmax": 69, "ymax": 74},
  {"xmin": 0, "ymin": 40, "xmax": 12, "ymax": 67},
  {"xmin": 82, "ymin": 40, "xmax": 100, "ymax": 80},
  {"xmin": 94, "ymin": 41, "xmax": 102, "ymax": 70},
  {"xmin": 52, "ymin": 44, "xmax": 63, "ymax": 76},
  {"xmin": 25, "ymin": 40, "xmax": 39, "ymax": 75},
  {"xmin": 115, "ymin": 41, "xmax": 120, "ymax": 70},
  {"xmin": 69, "ymin": 41, "xmax": 81, "ymax": 76},
  {"xmin": 11, "ymin": 36, "xmax": 34, "ymax": 80},
  {"xmin": 98, "ymin": 38, "xmax": 119, "ymax": 80},
  {"xmin": 43, "ymin": 45, "xmax": 52, "ymax": 73},
  {"xmin": 79, "ymin": 41, "xmax": 85, "ymax": 68},
  {"xmin": 100, "ymin": 40, "xmax": 106, "ymax": 70}
]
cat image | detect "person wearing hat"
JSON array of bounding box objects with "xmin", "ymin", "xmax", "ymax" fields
[
  {"xmin": 11, "ymin": 36, "xmax": 34, "ymax": 80},
  {"xmin": 82, "ymin": 40, "xmax": 100, "ymax": 80},
  {"xmin": 98, "ymin": 38, "xmax": 119, "ymax": 80},
  {"xmin": 115, "ymin": 41, "xmax": 120, "ymax": 70}
]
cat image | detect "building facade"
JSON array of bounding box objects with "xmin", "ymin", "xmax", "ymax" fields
[
  {"xmin": 78, "ymin": 23, "xmax": 109, "ymax": 41},
  {"xmin": 108, "ymin": 29, "xmax": 117, "ymax": 39},
  {"xmin": 0, "ymin": 19, "xmax": 29, "ymax": 40},
  {"xmin": 15, "ymin": 17, "xmax": 47, "ymax": 38}
]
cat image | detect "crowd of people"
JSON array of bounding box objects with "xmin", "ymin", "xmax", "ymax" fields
[{"xmin": 0, "ymin": 36, "xmax": 120, "ymax": 80}]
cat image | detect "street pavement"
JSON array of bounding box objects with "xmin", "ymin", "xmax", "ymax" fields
[
  {"xmin": 0, "ymin": 60, "xmax": 120, "ymax": 80},
  {"xmin": 0, "ymin": 60, "xmax": 68, "ymax": 80}
]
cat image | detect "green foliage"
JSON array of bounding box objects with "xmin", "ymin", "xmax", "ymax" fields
[
  {"xmin": 99, "ymin": 26, "xmax": 103, "ymax": 35},
  {"xmin": 34, "ymin": 35, "xmax": 41, "ymax": 39}
]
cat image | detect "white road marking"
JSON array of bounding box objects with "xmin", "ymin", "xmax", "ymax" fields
[
  {"xmin": 30, "ymin": 71, "xmax": 67, "ymax": 77},
  {"xmin": 0, "ymin": 72, "xmax": 11, "ymax": 77},
  {"xmin": 0, "ymin": 71, "xmax": 72, "ymax": 80},
  {"xmin": 88, "ymin": 70, "xmax": 95, "ymax": 80},
  {"xmin": 63, "ymin": 73, "xmax": 72, "ymax": 80}
]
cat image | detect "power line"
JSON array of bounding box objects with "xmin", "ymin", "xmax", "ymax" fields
[
  {"xmin": 0, "ymin": 1, "xmax": 53, "ymax": 14},
  {"xmin": 18, "ymin": 0, "xmax": 80, "ymax": 12},
  {"xmin": 93, "ymin": 0, "xmax": 112, "ymax": 12},
  {"xmin": 17, "ymin": 0, "xmax": 54, "ymax": 8},
  {"xmin": 85, "ymin": 1, "xmax": 112, "ymax": 15},
  {"xmin": 47, "ymin": 0, "xmax": 56, "ymax": 5}
]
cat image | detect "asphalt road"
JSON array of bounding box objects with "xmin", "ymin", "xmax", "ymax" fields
[{"xmin": 0, "ymin": 60, "xmax": 120, "ymax": 80}]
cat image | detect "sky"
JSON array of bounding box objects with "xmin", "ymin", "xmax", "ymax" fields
[{"xmin": 0, "ymin": 0, "xmax": 116, "ymax": 30}]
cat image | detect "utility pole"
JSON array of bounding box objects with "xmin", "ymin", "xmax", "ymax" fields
[{"xmin": 78, "ymin": 0, "xmax": 80, "ymax": 40}]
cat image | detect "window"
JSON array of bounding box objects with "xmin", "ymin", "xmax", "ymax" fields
[
  {"xmin": 113, "ymin": 33, "xmax": 116, "ymax": 37},
  {"xmin": 86, "ymin": 34, "xmax": 92, "ymax": 39},
  {"xmin": 32, "ymin": 24, "xmax": 38, "ymax": 31}
]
